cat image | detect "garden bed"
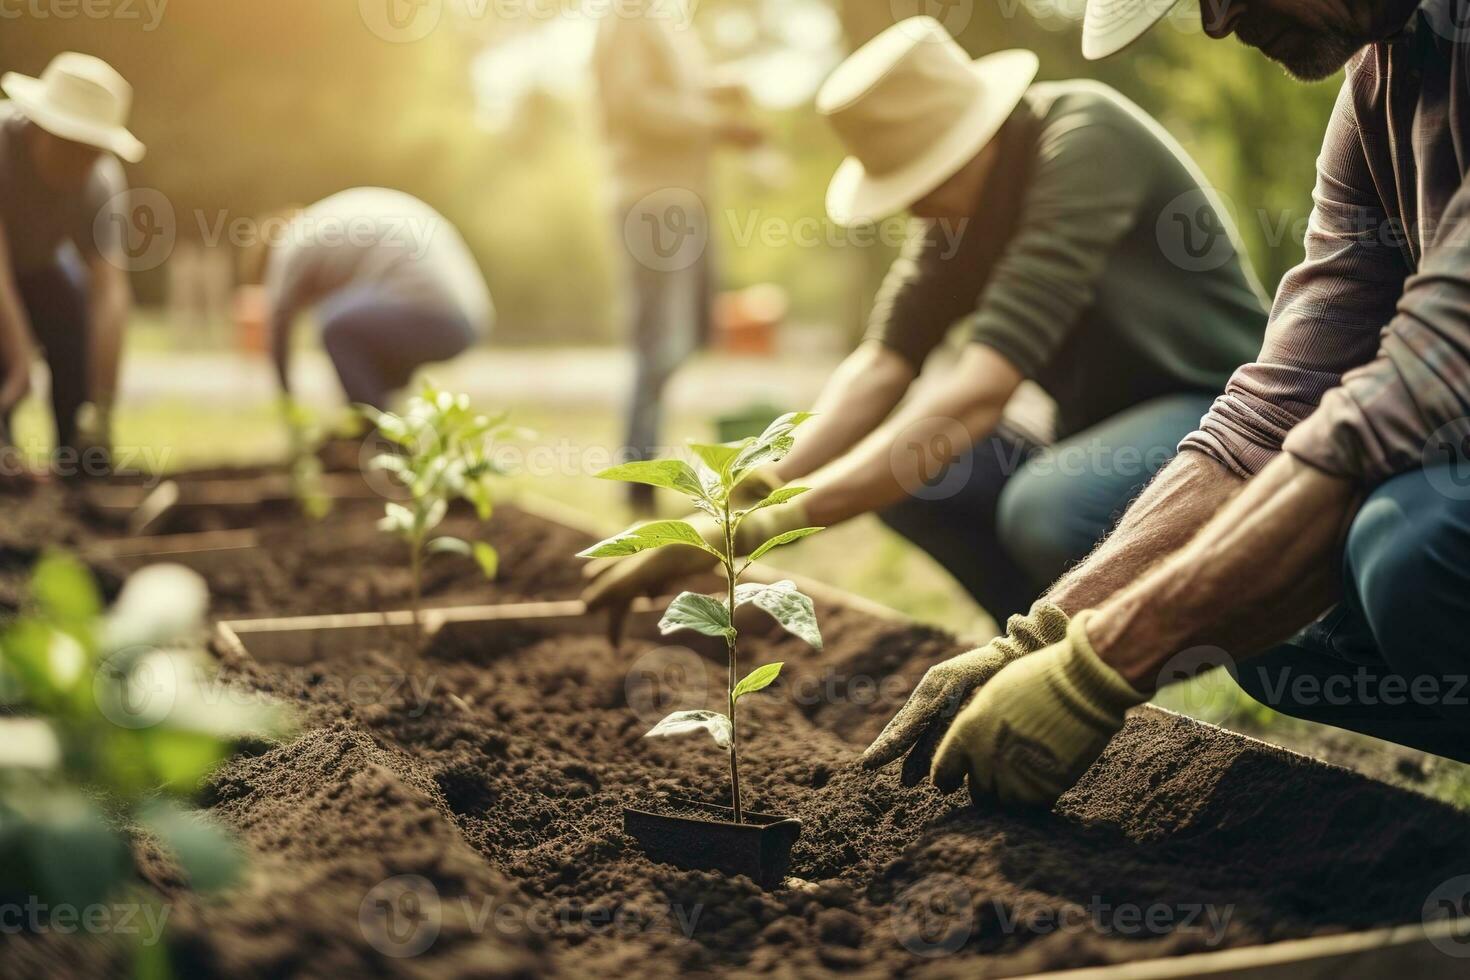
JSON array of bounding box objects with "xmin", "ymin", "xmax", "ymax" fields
[{"xmin": 4, "ymin": 480, "xmax": 1469, "ymax": 977}]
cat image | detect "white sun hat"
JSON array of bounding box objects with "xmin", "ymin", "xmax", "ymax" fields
[
  {"xmin": 2, "ymin": 52, "xmax": 145, "ymax": 162},
  {"xmin": 1082, "ymin": 0, "xmax": 1186, "ymax": 60},
  {"xmin": 816, "ymin": 17, "xmax": 1038, "ymax": 228}
]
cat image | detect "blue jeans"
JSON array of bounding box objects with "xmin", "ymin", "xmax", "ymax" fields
[
  {"xmin": 880, "ymin": 393, "xmax": 1216, "ymax": 622},
  {"xmin": 1235, "ymin": 466, "xmax": 1470, "ymax": 761},
  {"xmin": 318, "ymin": 289, "xmax": 475, "ymax": 410},
  {"xmin": 3, "ymin": 252, "xmax": 91, "ymax": 452}
]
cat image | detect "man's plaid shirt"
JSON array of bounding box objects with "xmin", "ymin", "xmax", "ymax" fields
[{"xmin": 1183, "ymin": 0, "xmax": 1470, "ymax": 485}]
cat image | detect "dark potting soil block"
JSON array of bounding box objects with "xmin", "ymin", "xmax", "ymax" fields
[{"xmin": 624, "ymin": 796, "xmax": 801, "ymax": 888}]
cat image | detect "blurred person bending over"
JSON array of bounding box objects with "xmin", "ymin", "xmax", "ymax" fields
[
  {"xmin": 584, "ymin": 20, "xmax": 1267, "ymax": 626},
  {"xmin": 0, "ymin": 53, "xmax": 141, "ymax": 479},
  {"xmin": 262, "ymin": 188, "xmax": 493, "ymax": 411},
  {"xmin": 593, "ymin": 1, "xmax": 764, "ymax": 514}
]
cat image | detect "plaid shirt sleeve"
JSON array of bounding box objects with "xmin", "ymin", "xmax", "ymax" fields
[
  {"xmin": 1283, "ymin": 176, "xmax": 1470, "ymax": 484},
  {"xmin": 1181, "ymin": 75, "xmax": 1409, "ymax": 477}
]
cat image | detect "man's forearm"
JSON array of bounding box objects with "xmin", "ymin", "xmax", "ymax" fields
[
  {"xmin": 772, "ymin": 341, "xmax": 913, "ymax": 482},
  {"xmin": 1046, "ymin": 450, "xmax": 1244, "ymax": 615},
  {"xmin": 1086, "ymin": 454, "xmax": 1357, "ymax": 689},
  {"xmin": 799, "ymin": 345, "xmax": 1019, "ymax": 527}
]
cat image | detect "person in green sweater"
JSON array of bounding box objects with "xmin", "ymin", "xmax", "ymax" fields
[{"xmin": 583, "ymin": 17, "xmax": 1268, "ymax": 625}]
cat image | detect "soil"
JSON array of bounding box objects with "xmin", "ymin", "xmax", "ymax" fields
[{"xmin": 4, "ymin": 471, "xmax": 1470, "ymax": 977}]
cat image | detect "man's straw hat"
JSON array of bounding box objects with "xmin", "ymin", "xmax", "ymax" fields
[
  {"xmin": 816, "ymin": 17, "xmax": 1037, "ymax": 227},
  {"xmin": 2, "ymin": 52, "xmax": 145, "ymax": 162}
]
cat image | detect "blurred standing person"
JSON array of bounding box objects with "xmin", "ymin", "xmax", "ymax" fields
[
  {"xmin": 593, "ymin": 1, "xmax": 764, "ymax": 514},
  {"xmin": 0, "ymin": 53, "xmax": 142, "ymax": 479},
  {"xmin": 260, "ymin": 188, "xmax": 494, "ymax": 411}
]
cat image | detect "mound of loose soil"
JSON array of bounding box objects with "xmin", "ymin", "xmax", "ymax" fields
[
  {"xmin": 205, "ymin": 593, "xmax": 1470, "ymax": 977},
  {"xmin": 6, "ymin": 486, "xmax": 1470, "ymax": 977}
]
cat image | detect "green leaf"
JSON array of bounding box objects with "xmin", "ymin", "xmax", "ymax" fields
[
  {"xmin": 32, "ymin": 553, "xmax": 102, "ymax": 625},
  {"xmin": 643, "ymin": 710, "xmax": 732, "ymax": 749},
  {"xmin": 733, "ymin": 662, "xmax": 784, "ymax": 701},
  {"xmin": 473, "ymin": 542, "xmax": 499, "ymax": 580},
  {"xmin": 427, "ymin": 536, "xmax": 471, "ymax": 557},
  {"xmin": 594, "ymin": 459, "xmax": 706, "ymax": 500},
  {"xmin": 688, "ymin": 442, "xmax": 744, "ymax": 479},
  {"xmin": 27, "ymin": 792, "xmax": 130, "ymax": 910},
  {"xmin": 729, "ymin": 412, "xmax": 814, "ymax": 486},
  {"xmin": 378, "ymin": 502, "xmax": 414, "ymax": 535},
  {"xmin": 740, "ymin": 485, "xmax": 810, "ymax": 515},
  {"xmin": 736, "ymin": 580, "xmax": 823, "ymax": 650},
  {"xmin": 142, "ymin": 728, "xmax": 229, "ymax": 792},
  {"xmin": 747, "ymin": 526, "xmax": 825, "ymax": 563},
  {"xmin": 577, "ymin": 520, "xmax": 718, "ymax": 560},
  {"xmin": 141, "ymin": 801, "xmax": 244, "ymax": 893},
  {"xmin": 658, "ymin": 592, "xmax": 733, "ymax": 639}
]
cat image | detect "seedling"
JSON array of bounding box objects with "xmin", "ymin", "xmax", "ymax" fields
[
  {"xmin": 281, "ymin": 396, "xmax": 332, "ymax": 520},
  {"xmin": 0, "ymin": 554, "xmax": 284, "ymax": 972},
  {"xmin": 580, "ymin": 413, "xmax": 823, "ymax": 823},
  {"xmin": 361, "ymin": 382, "xmax": 512, "ymax": 635}
]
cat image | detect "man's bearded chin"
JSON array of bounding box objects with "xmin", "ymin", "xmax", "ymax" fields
[{"xmin": 1265, "ymin": 32, "xmax": 1364, "ymax": 81}]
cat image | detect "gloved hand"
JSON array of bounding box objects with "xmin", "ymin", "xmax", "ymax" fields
[
  {"xmin": 930, "ymin": 611, "xmax": 1146, "ymax": 807},
  {"xmin": 582, "ymin": 499, "xmax": 811, "ymax": 636},
  {"xmin": 861, "ymin": 601, "xmax": 1070, "ymax": 785}
]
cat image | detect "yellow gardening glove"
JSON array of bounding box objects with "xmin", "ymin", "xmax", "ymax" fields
[
  {"xmin": 930, "ymin": 611, "xmax": 1146, "ymax": 807},
  {"xmin": 861, "ymin": 601, "xmax": 1070, "ymax": 785},
  {"xmin": 582, "ymin": 500, "xmax": 810, "ymax": 639}
]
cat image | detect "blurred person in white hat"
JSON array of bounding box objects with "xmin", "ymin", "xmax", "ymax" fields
[
  {"xmin": 584, "ymin": 18, "xmax": 1267, "ymax": 636},
  {"xmin": 0, "ymin": 52, "xmax": 143, "ymax": 482}
]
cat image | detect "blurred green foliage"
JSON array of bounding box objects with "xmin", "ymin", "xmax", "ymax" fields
[
  {"xmin": 0, "ymin": 555, "xmax": 285, "ymax": 943},
  {"xmin": 0, "ymin": 0, "xmax": 1336, "ymax": 343}
]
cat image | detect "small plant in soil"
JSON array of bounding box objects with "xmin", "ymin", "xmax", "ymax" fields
[
  {"xmin": 281, "ymin": 395, "xmax": 332, "ymax": 520},
  {"xmin": 361, "ymin": 383, "xmax": 512, "ymax": 634},
  {"xmin": 579, "ymin": 412, "xmax": 824, "ymax": 826},
  {"xmin": 0, "ymin": 554, "xmax": 285, "ymax": 973}
]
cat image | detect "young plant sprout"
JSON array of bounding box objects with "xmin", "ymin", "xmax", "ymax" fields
[
  {"xmin": 579, "ymin": 413, "xmax": 823, "ymax": 823},
  {"xmin": 361, "ymin": 383, "xmax": 513, "ymax": 634},
  {"xmin": 0, "ymin": 554, "xmax": 285, "ymax": 973},
  {"xmin": 281, "ymin": 396, "xmax": 332, "ymax": 520}
]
